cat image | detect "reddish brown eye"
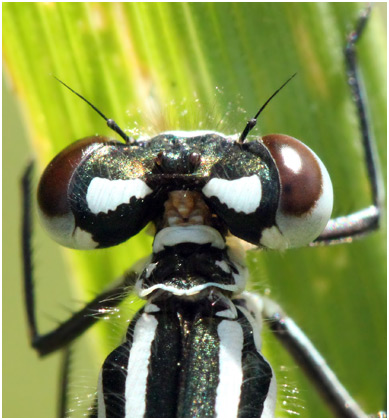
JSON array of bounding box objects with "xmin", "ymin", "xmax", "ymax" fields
[
  {"xmin": 261, "ymin": 134, "xmax": 333, "ymax": 248},
  {"xmin": 262, "ymin": 134, "xmax": 323, "ymax": 216},
  {"xmin": 37, "ymin": 136, "xmax": 110, "ymax": 249},
  {"xmin": 38, "ymin": 136, "xmax": 109, "ymax": 217}
]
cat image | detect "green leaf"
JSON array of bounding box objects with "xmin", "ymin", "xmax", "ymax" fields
[{"xmin": 4, "ymin": 3, "xmax": 386, "ymax": 417}]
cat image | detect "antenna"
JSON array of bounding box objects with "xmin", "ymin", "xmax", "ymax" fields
[
  {"xmin": 238, "ymin": 73, "xmax": 297, "ymax": 143},
  {"xmin": 54, "ymin": 77, "xmax": 132, "ymax": 144}
]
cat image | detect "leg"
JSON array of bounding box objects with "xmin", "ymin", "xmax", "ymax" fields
[
  {"xmin": 58, "ymin": 347, "xmax": 71, "ymax": 418},
  {"xmin": 313, "ymin": 6, "xmax": 383, "ymax": 246},
  {"xmin": 21, "ymin": 162, "xmax": 137, "ymax": 356},
  {"xmin": 258, "ymin": 294, "xmax": 367, "ymax": 418}
]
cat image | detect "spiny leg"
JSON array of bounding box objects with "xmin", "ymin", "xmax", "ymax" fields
[
  {"xmin": 313, "ymin": 6, "xmax": 383, "ymax": 246},
  {"xmin": 58, "ymin": 347, "xmax": 71, "ymax": 418},
  {"xmin": 257, "ymin": 295, "xmax": 367, "ymax": 418}
]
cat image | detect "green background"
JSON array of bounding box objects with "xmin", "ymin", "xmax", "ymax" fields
[{"xmin": 3, "ymin": 3, "xmax": 386, "ymax": 417}]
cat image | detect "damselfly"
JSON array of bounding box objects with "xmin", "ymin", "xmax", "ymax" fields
[{"xmin": 14, "ymin": 5, "xmax": 385, "ymax": 418}]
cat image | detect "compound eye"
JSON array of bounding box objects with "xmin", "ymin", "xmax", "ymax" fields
[
  {"xmin": 37, "ymin": 136, "xmax": 110, "ymax": 249},
  {"xmin": 261, "ymin": 134, "xmax": 333, "ymax": 248}
]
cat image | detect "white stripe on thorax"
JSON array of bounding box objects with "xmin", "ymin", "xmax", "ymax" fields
[
  {"xmin": 215, "ymin": 320, "xmax": 244, "ymax": 417},
  {"xmin": 125, "ymin": 313, "xmax": 158, "ymax": 418}
]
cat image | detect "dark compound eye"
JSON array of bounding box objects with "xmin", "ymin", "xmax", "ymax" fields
[
  {"xmin": 37, "ymin": 136, "xmax": 111, "ymax": 249},
  {"xmin": 260, "ymin": 134, "xmax": 333, "ymax": 249},
  {"xmin": 201, "ymin": 139, "xmax": 280, "ymax": 246},
  {"xmin": 200, "ymin": 135, "xmax": 332, "ymax": 249},
  {"xmin": 37, "ymin": 134, "xmax": 158, "ymax": 250}
]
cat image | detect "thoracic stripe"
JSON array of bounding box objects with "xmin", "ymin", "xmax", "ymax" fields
[
  {"xmin": 125, "ymin": 313, "xmax": 158, "ymax": 417},
  {"xmin": 215, "ymin": 320, "xmax": 244, "ymax": 417},
  {"xmin": 98, "ymin": 298, "xmax": 273, "ymax": 418}
]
